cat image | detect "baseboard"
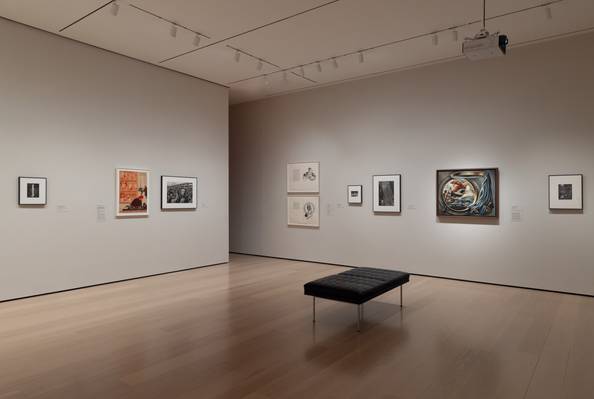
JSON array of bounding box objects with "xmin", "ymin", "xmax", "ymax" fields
[
  {"xmin": 0, "ymin": 260, "xmax": 229, "ymax": 304},
  {"xmin": 230, "ymin": 251, "xmax": 594, "ymax": 298}
]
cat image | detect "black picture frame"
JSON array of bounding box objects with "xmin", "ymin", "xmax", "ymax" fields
[
  {"xmin": 18, "ymin": 177, "xmax": 48, "ymax": 206},
  {"xmin": 347, "ymin": 185, "xmax": 363, "ymax": 205},
  {"xmin": 436, "ymin": 168, "xmax": 499, "ymax": 218},
  {"xmin": 372, "ymin": 174, "xmax": 402, "ymax": 213},
  {"xmin": 161, "ymin": 175, "xmax": 198, "ymax": 210},
  {"xmin": 548, "ymin": 174, "xmax": 583, "ymax": 211}
]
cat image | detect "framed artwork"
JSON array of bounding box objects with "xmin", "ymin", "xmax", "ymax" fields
[
  {"xmin": 116, "ymin": 169, "xmax": 149, "ymax": 217},
  {"xmin": 287, "ymin": 196, "xmax": 320, "ymax": 227},
  {"xmin": 161, "ymin": 176, "xmax": 197, "ymax": 210},
  {"xmin": 287, "ymin": 162, "xmax": 319, "ymax": 193},
  {"xmin": 347, "ymin": 185, "xmax": 363, "ymax": 205},
  {"xmin": 549, "ymin": 174, "xmax": 583, "ymax": 210},
  {"xmin": 18, "ymin": 177, "xmax": 47, "ymax": 205},
  {"xmin": 437, "ymin": 168, "xmax": 498, "ymax": 217},
  {"xmin": 373, "ymin": 175, "xmax": 401, "ymax": 213}
]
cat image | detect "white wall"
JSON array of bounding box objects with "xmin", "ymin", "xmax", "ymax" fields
[
  {"xmin": 230, "ymin": 32, "xmax": 594, "ymax": 296},
  {"xmin": 0, "ymin": 19, "xmax": 229, "ymax": 301}
]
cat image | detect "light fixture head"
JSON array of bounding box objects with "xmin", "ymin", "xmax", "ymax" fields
[
  {"xmin": 545, "ymin": 6, "xmax": 553, "ymax": 20},
  {"xmin": 299, "ymin": 65, "xmax": 305, "ymax": 76},
  {"xmin": 170, "ymin": 24, "xmax": 178, "ymax": 38},
  {"xmin": 257, "ymin": 59, "xmax": 263, "ymax": 71},
  {"xmin": 193, "ymin": 34, "xmax": 201, "ymax": 47},
  {"xmin": 332, "ymin": 58, "xmax": 339, "ymax": 69},
  {"xmin": 432, "ymin": 34, "xmax": 439, "ymax": 46},
  {"xmin": 282, "ymin": 71, "xmax": 289, "ymax": 83},
  {"xmin": 452, "ymin": 30, "xmax": 459, "ymax": 42},
  {"xmin": 234, "ymin": 50, "xmax": 241, "ymax": 63},
  {"xmin": 358, "ymin": 51, "xmax": 365, "ymax": 64},
  {"xmin": 110, "ymin": 2, "xmax": 120, "ymax": 17},
  {"xmin": 316, "ymin": 61, "xmax": 322, "ymax": 73}
]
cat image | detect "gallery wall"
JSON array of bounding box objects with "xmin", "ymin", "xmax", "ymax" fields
[
  {"xmin": 0, "ymin": 18, "xmax": 229, "ymax": 301},
  {"xmin": 230, "ymin": 32, "xmax": 594, "ymax": 296}
]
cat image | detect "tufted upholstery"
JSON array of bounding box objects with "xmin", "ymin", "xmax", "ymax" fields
[{"xmin": 304, "ymin": 267, "xmax": 410, "ymax": 304}]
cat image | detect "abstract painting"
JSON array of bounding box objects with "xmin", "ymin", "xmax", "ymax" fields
[
  {"xmin": 348, "ymin": 185, "xmax": 363, "ymax": 205},
  {"xmin": 373, "ymin": 175, "xmax": 401, "ymax": 213},
  {"xmin": 116, "ymin": 169, "xmax": 149, "ymax": 217},
  {"xmin": 549, "ymin": 174, "xmax": 583, "ymax": 210},
  {"xmin": 437, "ymin": 169, "xmax": 498, "ymax": 217},
  {"xmin": 287, "ymin": 162, "xmax": 319, "ymax": 193},
  {"xmin": 288, "ymin": 196, "xmax": 320, "ymax": 227},
  {"xmin": 18, "ymin": 177, "xmax": 47, "ymax": 206},
  {"xmin": 161, "ymin": 176, "xmax": 197, "ymax": 210}
]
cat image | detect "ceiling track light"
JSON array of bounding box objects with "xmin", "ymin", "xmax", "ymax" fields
[
  {"xmin": 170, "ymin": 23, "xmax": 178, "ymax": 38},
  {"xmin": 332, "ymin": 58, "xmax": 339, "ymax": 69},
  {"xmin": 256, "ymin": 59, "xmax": 263, "ymax": 71},
  {"xmin": 110, "ymin": 1, "xmax": 119, "ymax": 17},
  {"xmin": 432, "ymin": 34, "xmax": 439, "ymax": 46},
  {"xmin": 299, "ymin": 65, "xmax": 305, "ymax": 76},
  {"xmin": 452, "ymin": 30, "xmax": 459, "ymax": 42},
  {"xmin": 316, "ymin": 61, "xmax": 322, "ymax": 73},
  {"xmin": 234, "ymin": 50, "xmax": 241, "ymax": 63},
  {"xmin": 545, "ymin": 6, "xmax": 553, "ymax": 20},
  {"xmin": 358, "ymin": 51, "xmax": 365, "ymax": 63},
  {"xmin": 193, "ymin": 34, "xmax": 201, "ymax": 47},
  {"xmin": 283, "ymin": 71, "xmax": 289, "ymax": 83}
]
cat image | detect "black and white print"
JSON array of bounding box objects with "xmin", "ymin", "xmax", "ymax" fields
[
  {"xmin": 287, "ymin": 162, "xmax": 319, "ymax": 193},
  {"xmin": 558, "ymin": 184, "xmax": 573, "ymax": 200},
  {"xmin": 19, "ymin": 177, "xmax": 47, "ymax": 205},
  {"xmin": 161, "ymin": 176, "xmax": 197, "ymax": 210},
  {"xmin": 373, "ymin": 175, "xmax": 401, "ymax": 213},
  {"xmin": 347, "ymin": 185, "xmax": 363, "ymax": 205},
  {"xmin": 549, "ymin": 175, "xmax": 583, "ymax": 210},
  {"xmin": 287, "ymin": 196, "xmax": 320, "ymax": 227}
]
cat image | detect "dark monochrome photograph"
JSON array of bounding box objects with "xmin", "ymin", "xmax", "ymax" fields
[
  {"xmin": 378, "ymin": 181, "xmax": 394, "ymax": 206},
  {"xmin": 558, "ymin": 184, "xmax": 573, "ymax": 200},
  {"xmin": 27, "ymin": 183, "xmax": 40, "ymax": 198},
  {"xmin": 161, "ymin": 176, "xmax": 198, "ymax": 210}
]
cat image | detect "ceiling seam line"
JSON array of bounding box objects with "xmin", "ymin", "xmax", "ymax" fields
[{"xmin": 59, "ymin": 0, "xmax": 114, "ymax": 32}]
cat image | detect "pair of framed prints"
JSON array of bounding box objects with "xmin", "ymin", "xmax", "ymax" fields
[
  {"xmin": 115, "ymin": 169, "xmax": 197, "ymax": 217},
  {"xmin": 287, "ymin": 162, "xmax": 320, "ymax": 227},
  {"xmin": 346, "ymin": 175, "xmax": 402, "ymax": 213}
]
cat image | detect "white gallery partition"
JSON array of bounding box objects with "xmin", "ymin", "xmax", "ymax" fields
[
  {"xmin": 230, "ymin": 32, "xmax": 594, "ymax": 296},
  {"xmin": 0, "ymin": 19, "xmax": 229, "ymax": 301}
]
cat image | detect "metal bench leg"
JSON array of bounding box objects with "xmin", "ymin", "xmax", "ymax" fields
[
  {"xmin": 400, "ymin": 286, "xmax": 403, "ymax": 308},
  {"xmin": 313, "ymin": 297, "xmax": 316, "ymax": 323}
]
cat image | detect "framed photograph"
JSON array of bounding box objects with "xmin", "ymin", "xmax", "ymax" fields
[
  {"xmin": 437, "ymin": 168, "xmax": 498, "ymax": 217},
  {"xmin": 161, "ymin": 176, "xmax": 197, "ymax": 210},
  {"xmin": 549, "ymin": 174, "xmax": 583, "ymax": 210},
  {"xmin": 287, "ymin": 162, "xmax": 319, "ymax": 193},
  {"xmin": 373, "ymin": 175, "xmax": 401, "ymax": 213},
  {"xmin": 347, "ymin": 185, "xmax": 363, "ymax": 205},
  {"xmin": 287, "ymin": 196, "xmax": 320, "ymax": 227},
  {"xmin": 116, "ymin": 169, "xmax": 149, "ymax": 217},
  {"xmin": 18, "ymin": 177, "xmax": 47, "ymax": 205}
]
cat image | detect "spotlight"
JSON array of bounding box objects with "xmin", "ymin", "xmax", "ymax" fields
[
  {"xmin": 316, "ymin": 61, "xmax": 322, "ymax": 73},
  {"xmin": 257, "ymin": 60, "xmax": 263, "ymax": 71},
  {"xmin": 234, "ymin": 50, "xmax": 241, "ymax": 63},
  {"xmin": 110, "ymin": 2, "xmax": 119, "ymax": 17},
  {"xmin": 193, "ymin": 34, "xmax": 201, "ymax": 47},
  {"xmin": 358, "ymin": 51, "xmax": 365, "ymax": 63},
  {"xmin": 299, "ymin": 65, "xmax": 305, "ymax": 76},
  {"xmin": 545, "ymin": 6, "xmax": 553, "ymax": 20},
  {"xmin": 170, "ymin": 24, "xmax": 178, "ymax": 38},
  {"xmin": 332, "ymin": 58, "xmax": 339, "ymax": 69},
  {"xmin": 452, "ymin": 30, "xmax": 459, "ymax": 42},
  {"xmin": 432, "ymin": 34, "xmax": 439, "ymax": 46}
]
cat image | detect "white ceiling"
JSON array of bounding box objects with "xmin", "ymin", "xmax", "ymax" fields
[{"xmin": 1, "ymin": 0, "xmax": 593, "ymax": 104}]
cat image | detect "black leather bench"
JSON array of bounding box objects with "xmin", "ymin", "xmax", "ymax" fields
[{"xmin": 304, "ymin": 267, "xmax": 410, "ymax": 331}]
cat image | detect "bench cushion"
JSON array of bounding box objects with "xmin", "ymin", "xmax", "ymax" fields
[{"xmin": 304, "ymin": 267, "xmax": 410, "ymax": 304}]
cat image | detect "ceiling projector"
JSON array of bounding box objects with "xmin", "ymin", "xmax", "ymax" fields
[{"xmin": 463, "ymin": 29, "xmax": 509, "ymax": 61}]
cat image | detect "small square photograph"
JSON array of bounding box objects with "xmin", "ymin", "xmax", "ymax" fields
[
  {"xmin": 19, "ymin": 177, "xmax": 47, "ymax": 205},
  {"xmin": 549, "ymin": 175, "xmax": 583, "ymax": 210},
  {"xmin": 347, "ymin": 185, "xmax": 363, "ymax": 205}
]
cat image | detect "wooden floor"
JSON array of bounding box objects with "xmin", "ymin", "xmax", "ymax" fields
[{"xmin": 1, "ymin": 254, "xmax": 593, "ymax": 399}]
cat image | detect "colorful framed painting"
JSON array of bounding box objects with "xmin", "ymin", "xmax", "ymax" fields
[
  {"xmin": 373, "ymin": 175, "xmax": 401, "ymax": 213},
  {"xmin": 347, "ymin": 185, "xmax": 363, "ymax": 205},
  {"xmin": 161, "ymin": 176, "xmax": 197, "ymax": 210},
  {"xmin": 287, "ymin": 196, "xmax": 320, "ymax": 227},
  {"xmin": 287, "ymin": 162, "xmax": 319, "ymax": 193},
  {"xmin": 549, "ymin": 174, "xmax": 583, "ymax": 210},
  {"xmin": 18, "ymin": 177, "xmax": 47, "ymax": 206},
  {"xmin": 116, "ymin": 168, "xmax": 149, "ymax": 217},
  {"xmin": 436, "ymin": 168, "xmax": 498, "ymax": 217}
]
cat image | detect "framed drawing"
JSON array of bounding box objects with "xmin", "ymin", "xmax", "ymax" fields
[
  {"xmin": 437, "ymin": 168, "xmax": 498, "ymax": 217},
  {"xmin": 116, "ymin": 169, "xmax": 149, "ymax": 217},
  {"xmin": 549, "ymin": 174, "xmax": 583, "ymax": 210},
  {"xmin": 288, "ymin": 196, "xmax": 320, "ymax": 227},
  {"xmin": 287, "ymin": 162, "xmax": 319, "ymax": 193},
  {"xmin": 373, "ymin": 175, "xmax": 401, "ymax": 213},
  {"xmin": 18, "ymin": 177, "xmax": 47, "ymax": 205},
  {"xmin": 347, "ymin": 185, "xmax": 363, "ymax": 205},
  {"xmin": 161, "ymin": 176, "xmax": 197, "ymax": 210}
]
